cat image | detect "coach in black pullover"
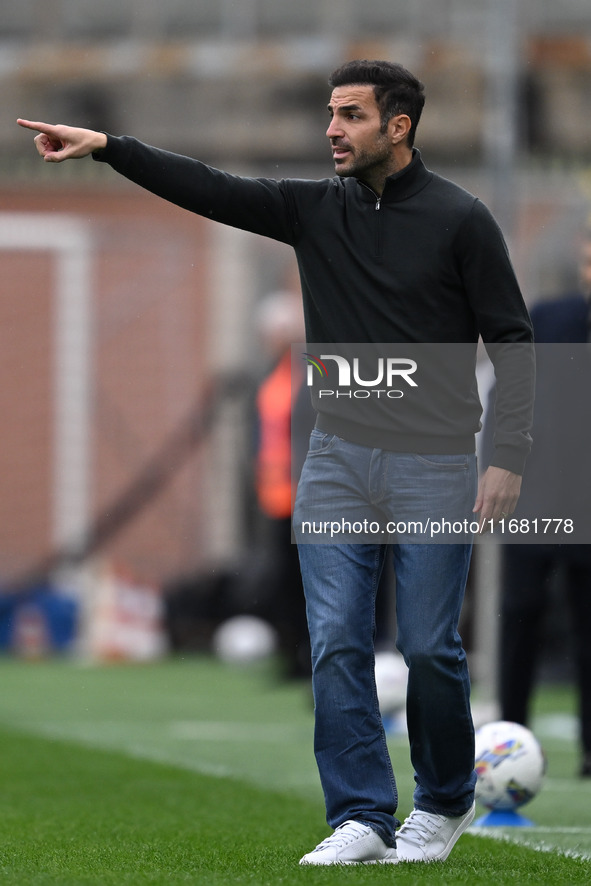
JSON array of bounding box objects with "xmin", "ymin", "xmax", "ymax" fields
[
  {"xmin": 18, "ymin": 59, "xmax": 534, "ymax": 866},
  {"xmin": 83, "ymin": 134, "xmax": 531, "ymax": 475}
]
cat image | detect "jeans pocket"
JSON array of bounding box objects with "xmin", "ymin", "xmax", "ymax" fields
[
  {"xmin": 307, "ymin": 429, "xmax": 339, "ymax": 455},
  {"xmin": 413, "ymin": 453, "xmax": 469, "ymax": 471}
]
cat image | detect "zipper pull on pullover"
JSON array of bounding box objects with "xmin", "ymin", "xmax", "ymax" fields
[{"xmin": 375, "ymin": 197, "xmax": 381, "ymax": 210}]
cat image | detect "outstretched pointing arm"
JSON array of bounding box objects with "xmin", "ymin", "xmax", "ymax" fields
[
  {"xmin": 18, "ymin": 118, "xmax": 298, "ymax": 244},
  {"xmin": 17, "ymin": 119, "xmax": 107, "ymax": 162}
]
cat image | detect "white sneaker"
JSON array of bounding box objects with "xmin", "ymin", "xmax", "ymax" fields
[
  {"xmin": 395, "ymin": 802, "xmax": 475, "ymax": 862},
  {"xmin": 299, "ymin": 820, "xmax": 398, "ymax": 865}
]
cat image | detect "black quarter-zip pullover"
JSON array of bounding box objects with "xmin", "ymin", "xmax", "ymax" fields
[{"xmin": 94, "ymin": 137, "xmax": 534, "ymax": 473}]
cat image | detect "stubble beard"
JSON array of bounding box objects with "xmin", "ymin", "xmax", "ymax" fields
[{"xmin": 333, "ymin": 132, "xmax": 392, "ymax": 186}]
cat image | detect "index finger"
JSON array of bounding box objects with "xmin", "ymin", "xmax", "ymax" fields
[{"xmin": 17, "ymin": 119, "xmax": 55, "ymax": 134}]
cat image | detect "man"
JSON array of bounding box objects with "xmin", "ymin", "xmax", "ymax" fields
[
  {"xmin": 496, "ymin": 231, "xmax": 591, "ymax": 778},
  {"xmin": 250, "ymin": 290, "xmax": 313, "ymax": 679},
  {"xmin": 18, "ymin": 59, "xmax": 534, "ymax": 864}
]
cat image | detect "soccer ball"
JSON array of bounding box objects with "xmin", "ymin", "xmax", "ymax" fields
[
  {"xmin": 213, "ymin": 615, "xmax": 278, "ymax": 665},
  {"xmin": 374, "ymin": 651, "xmax": 408, "ymax": 715},
  {"xmin": 474, "ymin": 720, "xmax": 545, "ymax": 811}
]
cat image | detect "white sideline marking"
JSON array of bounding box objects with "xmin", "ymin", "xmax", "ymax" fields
[
  {"xmin": 169, "ymin": 721, "xmax": 305, "ymax": 741},
  {"xmin": 534, "ymin": 713, "xmax": 578, "ymax": 741},
  {"xmin": 472, "ymin": 826, "xmax": 591, "ymax": 835},
  {"xmin": 470, "ymin": 826, "xmax": 591, "ymax": 861},
  {"xmin": 525, "ymin": 828, "xmax": 591, "ymax": 834},
  {"xmin": 542, "ymin": 777, "xmax": 591, "ymax": 792},
  {"xmin": 9, "ymin": 718, "xmax": 321, "ymax": 790}
]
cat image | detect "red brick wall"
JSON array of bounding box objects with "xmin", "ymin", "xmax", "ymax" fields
[
  {"xmin": 0, "ymin": 251, "xmax": 53, "ymax": 579},
  {"xmin": 0, "ymin": 184, "xmax": 212, "ymax": 587}
]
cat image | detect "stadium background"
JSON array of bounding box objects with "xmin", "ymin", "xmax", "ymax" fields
[{"xmin": 0, "ymin": 0, "xmax": 590, "ymax": 672}]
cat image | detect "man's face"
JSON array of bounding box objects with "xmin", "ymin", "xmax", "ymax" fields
[
  {"xmin": 580, "ymin": 239, "xmax": 591, "ymax": 297},
  {"xmin": 326, "ymin": 84, "xmax": 393, "ymax": 182}
]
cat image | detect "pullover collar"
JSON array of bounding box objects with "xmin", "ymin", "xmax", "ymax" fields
[{"xmin": 354, "ymin": 148, "xmax": 433, "ymax": 204}]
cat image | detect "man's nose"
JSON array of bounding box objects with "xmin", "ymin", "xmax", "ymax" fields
[{"xmin": 326, "ymin": 117, "xmax": 343, "ymax": 139}]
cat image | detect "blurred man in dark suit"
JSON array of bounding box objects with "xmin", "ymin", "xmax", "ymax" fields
[{"xmin": 499, "ymin": 231, "xmax": 591, "ymax": 777}]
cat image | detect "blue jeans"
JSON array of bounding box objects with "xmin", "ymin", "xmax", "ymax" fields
[{"xmin": 294, "ymin": 432, "xmax": 477, "ymax": 846}]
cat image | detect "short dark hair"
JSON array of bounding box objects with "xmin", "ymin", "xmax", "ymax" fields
[{"xmin": 328, "ymin": 60, "xmax": 425, "ymax": 147}]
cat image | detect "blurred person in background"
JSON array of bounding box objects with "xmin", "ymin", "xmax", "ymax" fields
[
  {"xmin": 249, "ymin": 290, "xmax": 313, "ymax": 679},
  {"xmin": 498, "ymin": 230, "xmax": 591, "ymax": 777}
]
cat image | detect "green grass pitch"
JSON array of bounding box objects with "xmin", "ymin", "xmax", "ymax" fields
[{"xmin": 0, "ymin": 656, "xmax": 589, "ymax": 884}]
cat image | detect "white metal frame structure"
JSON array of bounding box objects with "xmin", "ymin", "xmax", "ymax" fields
[{"xmin": 0, "ymin": 213, "xmax": 93, "ymax": 558}]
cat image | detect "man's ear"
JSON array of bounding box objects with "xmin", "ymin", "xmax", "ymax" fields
[{"xmin": 389, "ymin": 114, "xmax": 412, "ymax": 145}]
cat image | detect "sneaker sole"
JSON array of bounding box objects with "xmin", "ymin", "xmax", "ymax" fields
[
  {"xmin": 300, "ymin": 858, "xmax": 398, "ymax": 866},
  {"xmin": 300, "ymin": 851, "xmax": 398, "ymax": 866}
]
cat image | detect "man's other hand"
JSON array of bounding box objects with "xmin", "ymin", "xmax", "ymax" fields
[{"xmin": 473, "ymin": 465, "xmax": 522, "ymax": 533}]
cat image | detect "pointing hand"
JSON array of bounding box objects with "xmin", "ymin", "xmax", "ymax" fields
[{"xmin": 17, "ymin": 119, "xmax": 107, "ymax": 162}]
